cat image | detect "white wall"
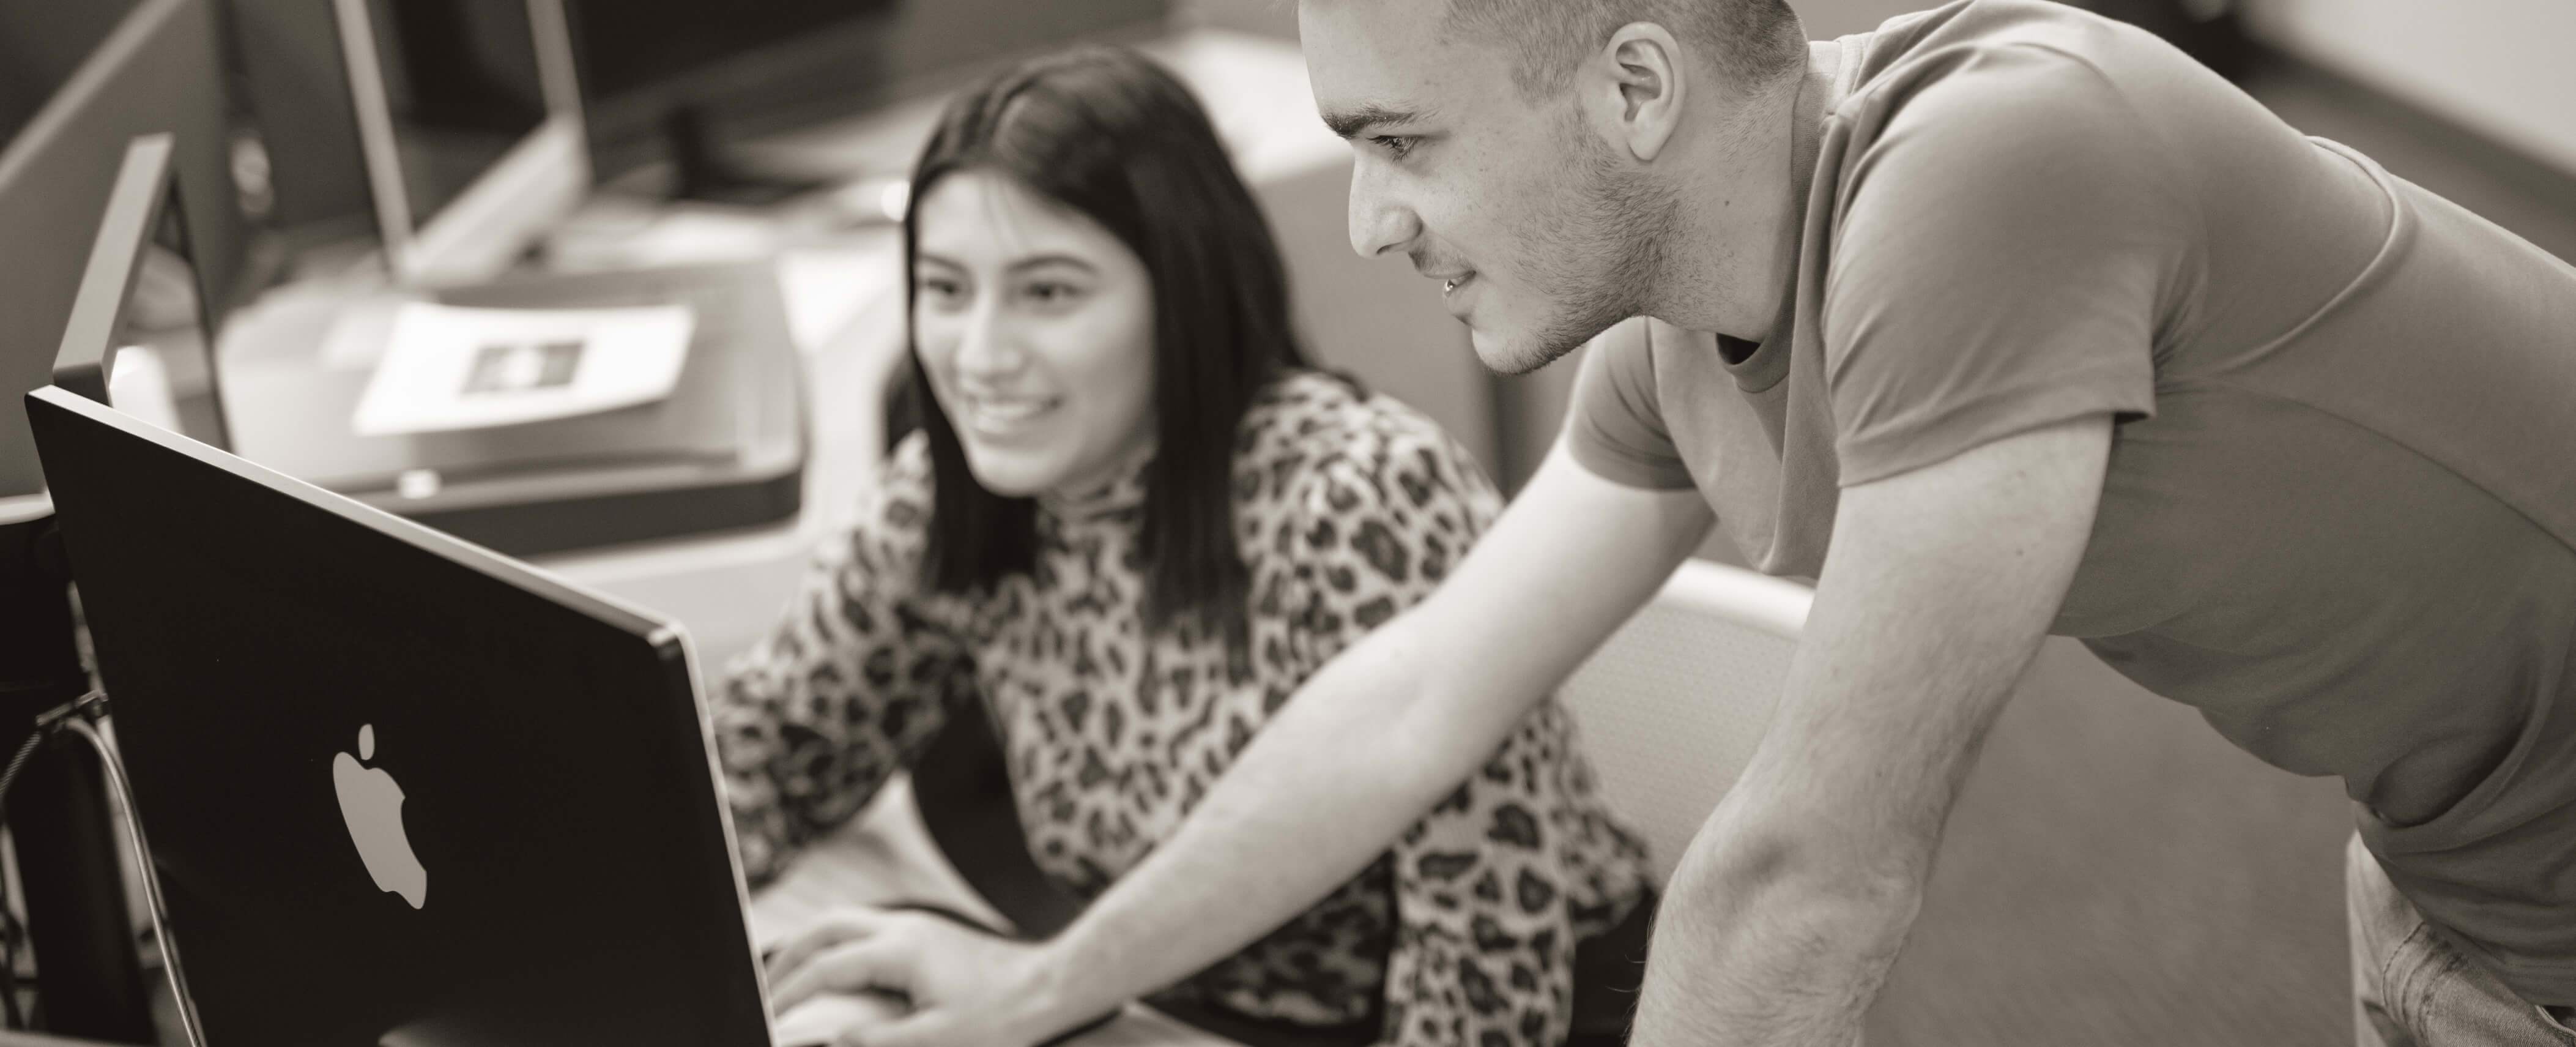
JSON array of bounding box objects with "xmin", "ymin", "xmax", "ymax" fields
[{"xmin": 2242, "ymin": 0, "xmax": 2576, "ymax": 174}]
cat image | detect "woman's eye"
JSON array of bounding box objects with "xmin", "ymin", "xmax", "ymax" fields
[
  {"xmin": 1023, "ymin": 280, "xmax": 1083, "ymax": 306},
  {"xmin": 916, "ymin": 277, "xmax": 965, "ymax": 304}
]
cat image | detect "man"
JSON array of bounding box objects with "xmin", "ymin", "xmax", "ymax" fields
[{"xmin": 765, "ymin": 1, "xmax": 2576, "ymax": 1043}]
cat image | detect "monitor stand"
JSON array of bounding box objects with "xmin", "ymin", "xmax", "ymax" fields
[{"xmin": 0, "ymin": 508, "xmax": 155, "ymax": 1043}]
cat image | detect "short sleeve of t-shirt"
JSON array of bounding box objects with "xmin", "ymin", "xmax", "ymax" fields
[
  {"xmin": 1823, "ymin": 43, "xmax": 2179, "ymax": 485},
  {"xmin": 1565, "ymin": 318, "xmax": 1696, "ymax": 490}
]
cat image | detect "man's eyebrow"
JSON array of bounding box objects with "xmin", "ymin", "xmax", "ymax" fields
[{"xmin": 1321, "ymin": 102, "xmax": 1431, "ymax": 140}]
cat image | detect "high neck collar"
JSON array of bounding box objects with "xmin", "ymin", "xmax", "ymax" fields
[{"xmin": 1035, "ymin": 444, "xmax": 1154, "ymax": 521}]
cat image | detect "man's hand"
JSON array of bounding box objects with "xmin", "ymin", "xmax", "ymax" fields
[{"xmin": 765, "ymin": 907, "xmax": 1080, "ymax": 1047}]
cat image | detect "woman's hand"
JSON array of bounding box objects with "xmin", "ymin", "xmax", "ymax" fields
[{"xmin": 766, "ymin": 906, "xmax": 1087, "ymax": 1047}]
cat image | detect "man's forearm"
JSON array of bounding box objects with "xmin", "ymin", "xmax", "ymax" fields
[
  {"xmin": 995, "ymin": 447, "xmax": 1713, "ymax": 1040},
  {"xmin": 1627, "ymin": 810, "xmax": 1923, "ymax": 1046},
  {"xmin": 1620, "ymin": 417, "xmax": 2114, "ymax": 1046},
  {"xmin": 1023, "ymin": 610, "xmax": 1524, "ymax": 1027}
]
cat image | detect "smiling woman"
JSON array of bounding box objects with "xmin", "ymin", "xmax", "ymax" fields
[{"xmin": 710, "ymin": 46, "xmax": 1657, "ymax": 1047}]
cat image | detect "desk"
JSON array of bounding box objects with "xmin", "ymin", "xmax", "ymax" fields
[
  {"xmin": 749, "ymin": 775, "xmax": 1237, "ymax": 1047},
  {"xmin": 213, "ymin": 227, "xmax": 911, "ymax": 683}
]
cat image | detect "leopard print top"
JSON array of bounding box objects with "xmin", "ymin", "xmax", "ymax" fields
[{"xmin": 715, "ymin": 371, "xmax": 1652, "ymax": 1046}]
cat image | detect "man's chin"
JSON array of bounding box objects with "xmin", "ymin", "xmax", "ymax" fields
[{"xmin": 1468, "ymin": 321, "xmax": 1596, "ymax": 377}]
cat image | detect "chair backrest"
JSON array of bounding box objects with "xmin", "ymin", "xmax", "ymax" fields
[{"xmin": 1557, "ymin": 558, "xmax": 1812, "ymax": 886}]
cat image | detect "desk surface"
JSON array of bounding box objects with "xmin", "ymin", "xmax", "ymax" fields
[{"xmin": 749, "ymin": 776, "xmax": 1237, "ymax": 1047}]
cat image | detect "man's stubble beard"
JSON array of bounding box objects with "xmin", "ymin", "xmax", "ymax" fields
[{"xmin": 1484, "ymin": 109, "xmax": 1680, "ymax": 376}]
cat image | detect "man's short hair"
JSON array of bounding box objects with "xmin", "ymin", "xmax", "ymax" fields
[{"xmin": 1444, "ymin": 0, "xmax": 1807, "ymax": 99}]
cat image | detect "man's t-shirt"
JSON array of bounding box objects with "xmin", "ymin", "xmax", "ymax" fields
[{"xmin": 1565, "ymin": 0, "xmax": 2576, "ymax": 1005}]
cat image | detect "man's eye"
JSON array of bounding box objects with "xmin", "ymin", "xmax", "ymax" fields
[{"xmin": 1371, "ymin": 135, "xmax": 1419, "ymax": 160}]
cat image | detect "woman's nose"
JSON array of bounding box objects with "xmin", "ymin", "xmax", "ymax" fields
[{"xmin": 951, "ymin": 303, "xmax": 1025, "ymax": 379}]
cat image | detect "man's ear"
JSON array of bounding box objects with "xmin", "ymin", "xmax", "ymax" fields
[{"xmin": 1579, "ymin": 22, "xmax": 1687, "ymax": 162}]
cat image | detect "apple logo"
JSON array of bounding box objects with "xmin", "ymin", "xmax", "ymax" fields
[{"xmin": 332, "ymin": 724, "xmax": 427, "ymax": 909}]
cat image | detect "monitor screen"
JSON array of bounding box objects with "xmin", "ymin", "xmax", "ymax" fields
[
  {"xmin": 336, "ymin": 0, "xmax": 584, "ymax": 285},
  {"xmin": 358, "ymin": 0, "xmax": 548, "ymax": 236}
]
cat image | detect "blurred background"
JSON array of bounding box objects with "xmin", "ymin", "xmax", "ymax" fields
[{"xmin": 3, "ymin": 1, "xmax": 2569, "ymax": 1045}]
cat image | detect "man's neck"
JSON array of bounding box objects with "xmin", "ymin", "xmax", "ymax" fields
[{"xmin": 1647, "ymin": 42, "xmax": 1840, "ymax": 344}]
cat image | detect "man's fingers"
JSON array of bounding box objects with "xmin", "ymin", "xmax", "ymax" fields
[
  {"xmin": 771, "ymin": 938, "xmax": 908, "ymax": 1015},
  {"xmin": 767, "ymin": 909, "xmax": 897, "ymax": 982}
]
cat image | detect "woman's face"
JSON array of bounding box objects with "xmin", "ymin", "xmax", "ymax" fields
[{"xmin": 911, "ymin": 169, "xmax": 1158, "ymax": 499}]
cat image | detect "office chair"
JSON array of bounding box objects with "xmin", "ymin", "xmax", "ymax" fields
[{"xmin": 1556, "ymin": 558, "xmax": 1813, "ymax": 886}]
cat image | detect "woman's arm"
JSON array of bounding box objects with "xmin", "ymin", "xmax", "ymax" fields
[{"xmin": 713, "ymin": 447, "xmax": 971, "ymax": 885}]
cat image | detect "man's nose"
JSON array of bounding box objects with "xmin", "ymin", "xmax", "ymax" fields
[{"xmin": 1347, "ymin": 158, "xmax": 1419, "ymax": 259}]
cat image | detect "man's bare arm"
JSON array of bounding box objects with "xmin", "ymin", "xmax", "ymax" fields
[
  {"xmin": 1004, "ymin": 442, "xmax": 1713, "ymax": 1034},
  {"xmin": 1630, "ymin": 414, "xmax": 2114, "ymax": 1046}
]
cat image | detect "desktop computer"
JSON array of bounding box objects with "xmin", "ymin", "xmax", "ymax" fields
[
  {"xmin": 26, "ymin": 386, "xmax": 779, "ymax": 1046},
  {"xmin": 332, "ymin": 0, "xmax": 587, "ymax": 288}
]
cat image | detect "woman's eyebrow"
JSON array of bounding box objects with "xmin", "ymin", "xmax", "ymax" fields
[{"xmin": 1006, "ymin": 253, "xmax": 1100, "ymax": 276}]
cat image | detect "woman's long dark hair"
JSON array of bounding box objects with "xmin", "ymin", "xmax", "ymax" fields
[{"xmin": 903, "ymin": 45, "xmax": 1309, "ymax": 644}]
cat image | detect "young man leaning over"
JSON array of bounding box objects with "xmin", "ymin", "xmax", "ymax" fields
[{"xmin": 781, "ymin": 2, "xmax": 2576, "ymax": 1045}]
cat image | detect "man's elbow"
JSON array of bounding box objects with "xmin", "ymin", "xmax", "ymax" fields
[{"xmin": 1672, "ymin": 827, "xmax": 1926, "ymax": 970}]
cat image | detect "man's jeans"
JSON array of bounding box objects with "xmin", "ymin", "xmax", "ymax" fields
[{"xmin": 2349, "ymin": 833, "xmax": 2576, "ymax": 1045}]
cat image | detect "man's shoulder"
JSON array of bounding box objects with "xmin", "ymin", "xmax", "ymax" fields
[{"xmin": 1842, "ymin": 0, "xmax": 2193, "ymax": 134}]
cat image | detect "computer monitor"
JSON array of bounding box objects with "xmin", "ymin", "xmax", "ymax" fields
[
  {"xmin": 0, "ymin": 1, "xmax": 145, "ymax": 145},
  {"xmin": 52, "ymin": 133, "xmax": 232, "ymax": 453},
  {"xmin": 568, "ymin": 0, "xmax": 1168, "ymax": 189},
  {"xmin": 24, "ymin": 386, "xmax": 775, "ymax": 1046},
  {"xmin": 0, "ymin": 0, "xmax": 241, "ymax": 510},
  {"xmin": 335, "ymin": 0, "xmax": 587, "ymax": 286}
]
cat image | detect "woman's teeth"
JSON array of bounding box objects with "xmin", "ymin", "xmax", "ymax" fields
[{"xmin": 966, "ymin": 396, "xmax": 1055, "ymax": 431}]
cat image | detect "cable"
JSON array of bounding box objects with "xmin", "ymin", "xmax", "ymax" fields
[
  {"xmin": 58, "ymin": 715, "xmax": 205, "ymax": 1047},
  {"xmin": 0, "ymin": 730, "xmax": 47, "ymax": 824},
  {"xmin": 0, "ymin": 702, "xmax": 75, "ymax": 1032},
  {"xmin": 0, "ymin": 901, "xmax": 18, "ymax": 1030}
]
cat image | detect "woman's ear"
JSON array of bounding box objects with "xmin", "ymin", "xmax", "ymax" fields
[{"xmin": 1579, "ymin": 21, "xmax": 1687, "ymax": 163}]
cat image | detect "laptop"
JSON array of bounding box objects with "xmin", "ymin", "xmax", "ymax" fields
[{"xmin": 26, "ymin": 384, "xmax": 863, "ymax": 1045}]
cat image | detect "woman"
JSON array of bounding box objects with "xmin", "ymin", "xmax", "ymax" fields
[{"xmin": 714, "ymin": 46, "xmax": 1651, "ymax": 1047}]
